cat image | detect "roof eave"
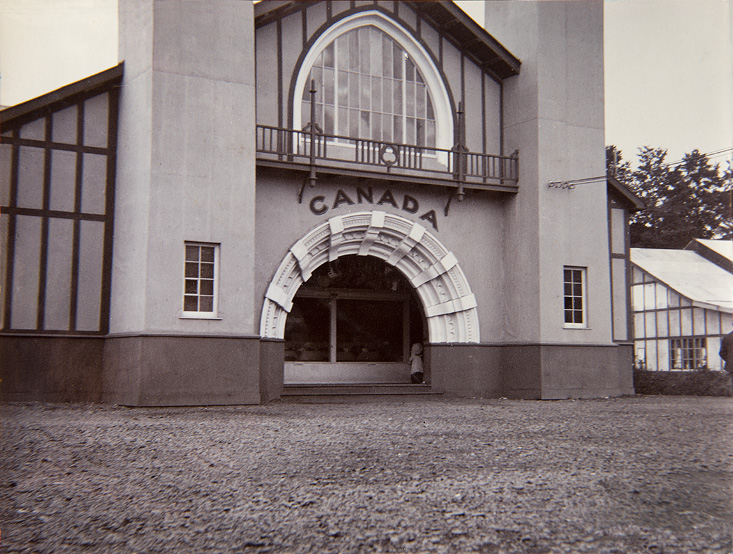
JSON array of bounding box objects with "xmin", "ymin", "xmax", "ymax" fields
[
  {"xmin": 607, "ymin": 174, "xmax": 645, "ymax": 212},
  {"xmin": 254, "ymin": 0, "xmax": 521, "ymax": 80},
  {"xmin": 1, "ymin": 63, "xmax": 124, "ymax": 129},
  {"xmin": 631, "ymin": 259, "xmax": 733, "ymax": 314},
  {"xmin": 410, "ymin": 1, "xmax": 520, "ymax": 79}
]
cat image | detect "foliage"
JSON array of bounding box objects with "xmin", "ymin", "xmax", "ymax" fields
[
  {"xmin": 634, "ymin": 369, "xmax": 732, "ymax": 397},
  {"xmin": 607, "ymin": 145, "xmax": 732, "ymax": 248}
]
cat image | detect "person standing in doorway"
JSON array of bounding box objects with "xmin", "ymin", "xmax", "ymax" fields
[
  {"xmin": 719, "ymin": 324, "xmax": 733, "ymax": 396},
  {"xmin": 720, "ymin": 324, "xmax": 733, "ymax": 374},
  {"xmin": 410, "ymin": 343, "xmax": 424, "ymax": 384}
]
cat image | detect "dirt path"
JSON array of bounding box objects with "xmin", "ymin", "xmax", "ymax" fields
[{"xmin": 1, "ymin": 396, "xmax": 731, "ymax": 553}]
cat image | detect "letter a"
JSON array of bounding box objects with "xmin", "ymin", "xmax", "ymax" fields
[
  {"xmin": 419, "ymin": 210, "xmax": 439, "ymax": 231},
  {"xmin": 377, "ymin": 190, "xmax": 399, "ymax": 209},
  {"xmin": 333, "ymin": 189, "xmax": 355, "ymax": 209}
]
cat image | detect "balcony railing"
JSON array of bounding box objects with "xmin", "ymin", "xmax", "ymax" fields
[{"xmin": 255, "ymin": 124, "xmax": 518, "ymax": 193}]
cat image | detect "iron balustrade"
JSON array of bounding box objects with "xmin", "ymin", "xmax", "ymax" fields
[{"xmin": 255, "ymin": 124, "xmax": 518, "ymax": 188}]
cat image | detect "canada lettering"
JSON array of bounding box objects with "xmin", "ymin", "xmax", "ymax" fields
[{"xmin": 308, "ymin": 187, "xmax": 439, "ymax": 231}]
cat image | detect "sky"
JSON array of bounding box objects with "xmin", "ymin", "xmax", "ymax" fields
[{"xmin": 0, "ymin": 0, "xmax": 730, "ymax": 170}]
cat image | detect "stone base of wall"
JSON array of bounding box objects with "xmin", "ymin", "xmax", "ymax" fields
[
  {"xmin": 535, "ymin": 343, "xmax": 635, "ymax": 399},
  {"xmin": 428, "ymin": 344, "xmax": 504, "ymax": 398},
  {"xmin": 430, "ymin": 342, "xmax": 634, "ymax": 400},
  {"xmin": 259, "ymin": 339, "xmax": 284, "ymax": 403},
  {"xmin": 1, "ymin": 335, "xmax": 636, "ymax": 404},
  {"xmin": 0, "ymin": 336, "xmax": 105, "ymax": 403},
  {"xmin": 102, "ymin": 335, "xmax": 264, "ymax": 406},
  {"xmin": 634, "ymin": 370, "xmax": 732, "ymax": 397}
]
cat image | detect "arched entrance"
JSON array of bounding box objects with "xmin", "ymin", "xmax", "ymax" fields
[
  {"xmin": 284, "ymin": 256, "xmax": 425, "ymax": 384},
  {"xmin": 260, "ymin": 211, "xmax": 480, "ymax": 383}
]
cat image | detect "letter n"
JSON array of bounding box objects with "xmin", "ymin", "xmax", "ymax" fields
[{"xmin": 356, "ymin": 187, "xmax": 374, "ymax": 204}]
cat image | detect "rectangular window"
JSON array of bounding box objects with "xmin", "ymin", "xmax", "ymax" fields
[
  {"xmin": 669, "ymin": 337, "xmax": 707, "ymax": 370},
  {"xmin": 182, "ymin": 242, "xmax": 219, "ymax": 318},
  {"xmin": 563, "ymin": 266, "xmax": 587, "ymax": 327}
]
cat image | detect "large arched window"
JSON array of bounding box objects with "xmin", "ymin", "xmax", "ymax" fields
[
  {"xmin": 294, "ymin": 11, "xmax": 452, "ymax": 151},
  {"xmin": 302, "ymin": 26, "xmax": 435, "ymax": 147}
]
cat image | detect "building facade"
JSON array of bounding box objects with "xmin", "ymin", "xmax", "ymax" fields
[
  {"xmin": 1, "ymin": 0, "xmax": 636, "ymax": 404},
  {"xmin": 631, "ymin": 240, "xmax": 733, "ymax": 372}
]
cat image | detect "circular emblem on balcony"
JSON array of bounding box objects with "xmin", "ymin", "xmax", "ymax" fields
[{"xmin": 380, "ymin": 144, "xmax": 400, "ymax": 167}]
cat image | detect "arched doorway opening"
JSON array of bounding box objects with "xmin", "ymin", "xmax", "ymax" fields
[
  {"xmin": 284, "ymin": 256, "xmax": 426, "ymax": 384},
  {"xmin": 260, "ymin": 211, "xmax": 480, "ymax": 387},
  {"xmin": 260, "ymin": 211, "xmax": 479, "ymax": 344}
]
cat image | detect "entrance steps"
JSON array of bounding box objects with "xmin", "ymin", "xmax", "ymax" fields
[{"xmin": 282, "ymin": 383, "xmax": 440, "ymax": 397}]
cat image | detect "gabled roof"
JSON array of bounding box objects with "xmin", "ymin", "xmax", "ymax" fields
[
  {"xmin": 1, "ymin": 63, "xmax": 124, "ymax": 131},
  {"xmin": 684, "ymin": 238, "xmax": 733, "ymax": 272},
  {"xmin": 254, "ymin": 0, "xmax": 520, "ymax": 80},
  {"xmin": 607, "ymin": 175, "xmax": 644, "ymax": 212},
  {"xmin": 695, "ymin": 238, "xmax": 733, "ymax": 261},
  {"xmin": 631, "ymin": 248, "xmax": 733, "ymax": 313},
  {"xmin": 411, "ymin": 1, "xmax": 520, "ymax": 79}
]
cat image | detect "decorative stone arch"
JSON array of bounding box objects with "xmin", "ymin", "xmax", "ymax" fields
[{"xmin": 260, "ymin": 211, "xmax": 479, "ymax": 343}]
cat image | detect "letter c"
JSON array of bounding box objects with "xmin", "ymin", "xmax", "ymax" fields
[{"xmin": 309, "ymin": 196, "xmax": 328, "ymax": 215}]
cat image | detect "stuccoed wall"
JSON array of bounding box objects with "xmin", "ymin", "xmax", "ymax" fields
[
  {"xmin": 254, "ymin": 170, "xmax": 508, "ymax": 344},
  {"xmin": 113, "ymin": 0, "xmax": 257, "ymax": 336},
  {"xmin": 486, "ymin": 0, "xmax": 612, "ymax": 345},
  {"xmin": 107, "ymin": 1, "xmax": 259, "ymax": 405}
]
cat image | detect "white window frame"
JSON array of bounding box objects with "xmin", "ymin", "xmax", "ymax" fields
[
  {"xmin": 293, "ymin": 11, "xmax": 453, "ymax": 153},
  {"xmin": 563, "ymin": 266, "xmax": 588, "ymax": 329},
  {"xmin": 181, "ymin": 242, "xmax": 221, "ymax": 320},
  {"xmin": 669, "ymin": 337, "xmax": 707, "ymax": 370}
]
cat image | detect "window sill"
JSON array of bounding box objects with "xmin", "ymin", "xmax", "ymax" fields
[
  {"xmin": 180, "ymin": 313, "xmax": 222, "ymax": 321},
  {"xmin": 563, "ymin": 325, "xmax": 590, "ymax": 330}
]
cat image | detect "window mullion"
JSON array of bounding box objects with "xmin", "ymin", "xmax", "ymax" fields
[
  {"xmin": 334, "ymin": 51, "xmax": 339, "ymax": 136},
  {"xmin": 402, "ymin": 54, "xmax": 407, "ymax": 145},
  {"xmin": 329, "ymin": 297, "xmax": 337, "ymax": 363}
]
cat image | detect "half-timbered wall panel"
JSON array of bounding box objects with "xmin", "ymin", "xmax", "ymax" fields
[
  {"xmin": 631, "ymin": 266, "xmax": 731, "ymax": 371},
  {"xmin": 440, "ymin": 37, "xmax": 462, "ymax": 118},
  {"xmin": 306, "ymin": 2, "xmax": 328, "ymax": 41},
  {"xmin": 17, "ymin": 147, "xmax": 45, "ymax": 208},
  {"xmin": 84, "ymin": 93, "xmax": 110, "ymax": 148},
  {"xmin": 77, "ymin": 220, "xmax": 105, "ymax": 332},
  {"xmin": 282, "ymin": 11, "xmax": 305, "ymax": 128},
  {"xmin": 377, "ymin": 1, "xmax": 395, "ymax": 15},
  {"xmin": 484, "ymin": 74, "xmax": 502, "ymax": 156},
  {"xmin": 10, "ymin": 216, "xmax": 42, "ymax": 329},
  {"xmin": 256, "ymin": 23, "xmax": 279, "ymax": 127},
  {"xmin": 332, "ymin": 1, "xmax": 350, "ymax": 17},
  {"xmin": 52, "ymin": 105, "xmax": 78, "ymax": 144},
  {"xmin": 420, "ymin": 19, "xmax": 440, "ymax": 63},
  {"xmin": 463, "ymin": 60, "xmax": 483, "ymax": 154},
  {"xmin": 45, "ymin": 218, "xmax": 75, "ymax": 330},
  {"xmin": 0, "ymin": 144, "xmax": 11, "ymax": 205},
  {"xmin": 0, "ymin": 74, "xmax": 120, "ymax": 335},
  {"xmin": 399, "ymin": 2, "xmax": 418, "ymax": 32}
]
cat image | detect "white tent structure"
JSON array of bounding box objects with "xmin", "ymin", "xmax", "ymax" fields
[{"xmin": 631, "ymin": 240, "xmax": 733, "ymax": 371}]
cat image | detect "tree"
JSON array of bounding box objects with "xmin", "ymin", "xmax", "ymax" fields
[
  {"xmin": 606, "ymin": 145, "xmax": 732, "ymax": 248},
  {"xmin": 606, "ymin": 144, "xmax": 632, "ymax": 185}
]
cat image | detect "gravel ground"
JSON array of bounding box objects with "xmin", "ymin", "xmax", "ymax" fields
[{"xmin": 1, "ymin": 396, "xmax": 732, "ymax": 554}]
